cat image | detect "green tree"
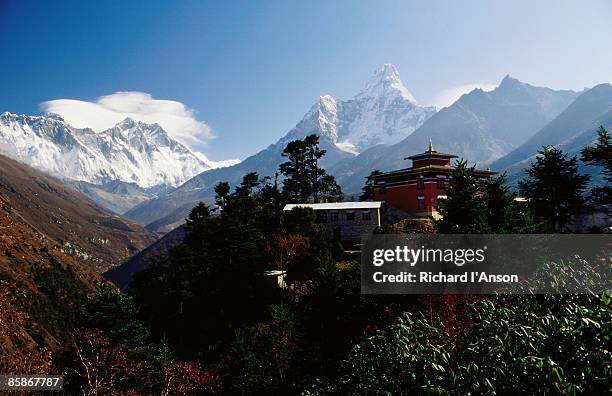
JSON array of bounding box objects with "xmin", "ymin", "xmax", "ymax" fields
[
  {"xmin": 436, "ymin": 161, "xmax": 537, "ymax": 233},
  {"xmin": 310, "ymin": 311, "xmax": 451, "ymax": 395},
  {"xmin": 257, "ymin": 173, "xmax": 286, "ymax": 234},
  {"xmin": 482, "ymin": 172, "xmax": 539, "ymax": 233},
  {"xmin": 280, "ymin": 135, "xmax": 322, "ymax": 202},
  {"xmin": 311, "ymin": 290, "xmax": 612, "ymax": 395},
  {"xmin": 214, "ymin": 181, "xmax": 231, "ymax": 210},
  {"xmin": 131, "ymin": 173, "xmax": 274, "ymax": 360},
  {"xmin": 304, "ymin": 134, "xmax": 327, "ymax": 203},
  {"xmin": 281, "ymin": 207, "xmax": 331, "ymax": 281},
  {"xmin": 226, "ymin": 304, "xmax": 301, "ymax": 394},
  {"xmin": 435, "ymin": 160, "xmax": 487, "ymax": 233},
  {"xmin": 185, "ymin": 202, "xmax": 212, "ymax": 228},
  {"xmin": 319, "ymin": 174, "xmax": 344, "ymax": 203},
  {"xmin": 81, "ymin": 282, "xmax": 151, "ymax": 353},
  {"xmin": 360, "ymin": 170, "xmax": 383, "ymax": 201},
  {"xmin": 279, "ymin": 134, "xmax": 342, "ymax": 203},
  {"xmin": 455, "ymin": 292, "xmax": 612, "ymax": 394},
  {"xmin": 581, "ymin": 126, "xmax": 612, "ymax": 205},
  {"xmin": 234, "ymin": 171, "xmax": 260, "ymax": 197},
  {"xmin": 519, "ymin": 146, "xmax": 590, "ymax": 232}
]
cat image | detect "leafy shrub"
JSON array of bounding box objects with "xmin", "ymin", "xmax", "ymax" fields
[{"xmin": 311, "ymin": 293, "xmax": 611, "ymax": 395}]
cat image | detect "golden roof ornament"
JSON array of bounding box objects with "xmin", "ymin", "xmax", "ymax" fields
[{"xmin": 427, "ymin": 138, "xmax": 433, "ymax": 152}]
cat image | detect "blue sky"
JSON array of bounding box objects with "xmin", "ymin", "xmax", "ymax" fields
[{"xmin": 1, "ymin": 0, "xmax": 611, "ymax": 160}]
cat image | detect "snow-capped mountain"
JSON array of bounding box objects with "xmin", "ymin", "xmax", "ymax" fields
[
  {"xmin": 328, "ymin": 75, "xmax": 580, "ymax": 193},
  {"xmin": 0, "ymin": 112, "xmax": 238, "ymax": 189},
  {"xmin": 336, "ymin": 63, "xmax": 435, "ymax": 152},
  {"xmin": 278, "ymin": 64, "xmax": 435, "ymax": 155},
  {"xmin": 124, "ymin": 64, "xmax": 435, "ymax": 230}
]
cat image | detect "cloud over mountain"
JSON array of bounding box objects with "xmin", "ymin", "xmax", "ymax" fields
[{"xmin": 40, "ymin": 91, "xmax": 214, "ymax": 151}]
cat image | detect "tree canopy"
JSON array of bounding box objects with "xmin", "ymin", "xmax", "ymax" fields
[
  {"xmin": 519, "ymin": 146, "xmax": 589, "ymax": 232},
  {"xmin": 436, "ymin": 160, "xmax": 537, "ymax": 233},
  {"xmin": 280, "ymin": 134, "xmax": 343, "ymax": 203},
  {"xmin": 360, "ymin": 169, "xmax": 383, "ymax": 201},
  {"xmin": 581, "ymin": 126, "xmax": 612, "ymax": 205}
]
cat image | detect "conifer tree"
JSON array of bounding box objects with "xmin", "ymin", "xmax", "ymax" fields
[
  {"xmin": 518, "ymin": 146, "xmax": 589, "ymax": 232},
  {"xmin": 436, "ymin": 161, "xmax": 537, "ymax": 233},
  {"xmin": 580, "ymin": 126, "xmax": 612, "ymax": 205},
  {"xmin": 319, "ymin": 174, "xmax": 344, "ymax": 203},
  {"xmin": 280, "ymin": 136, "xmax": 319, "ymax": 202},
  {"xmin": 304, "ymin": 134, "xmax": 327, "ymax": 203},
  {"xmin": 360, "ymin": 170, "xmax": 383, "ymax": 201},
  {"xmin": 214, "ymin": 181, "xmax": 231, "ymax": 210},
  {"xmin": 482, "ymin": 173, "xmax": 539, "ymax": 233},
  {"xmin": 435, "ymin": 160, "xmax": 486, "ymax": 233},
  {"xmin": 257, "ymin": 173, "xmax": 285, "ymax": 234},
  {"xmin": 186, "ymin": 202, "xmax": 213, "ymax": 228},
  {"xmin": 279, "ymin": 134, "xmax": 342, "ymax": 203}
]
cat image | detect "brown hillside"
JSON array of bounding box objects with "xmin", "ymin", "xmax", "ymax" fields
[
  {"xmin": 0, "ymin": 154, "xmax": 157, "ymax": 272},
  {"xmin": 0, "ymin": 188, "xmax": 100, "ymax": 369},
  {"xmin": 0, "ymin": 153, "xmax": 157, "ymax": 369}
]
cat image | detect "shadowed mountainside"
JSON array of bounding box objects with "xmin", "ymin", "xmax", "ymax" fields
[
  {"xmin": 0, "ymin": 153, "xmax": 157, "ymax": 271},
  {"xmin": 105, "ymin": 224, "xmax": 189, "ymax": 290},
  {"xmin": 491, "ymin": 83, "xmax": 612, "ymax": 184}
]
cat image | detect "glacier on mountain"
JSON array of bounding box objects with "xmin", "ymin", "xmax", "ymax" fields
[
  {"xmin": 277, "ymin": 64, "xmax": 436, "ymax": 155},
  {"xmin": 0, "ymin": 112, "xmax": 238, "ymax": 188}
]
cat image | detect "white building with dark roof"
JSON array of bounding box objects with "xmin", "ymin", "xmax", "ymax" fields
[{"xmin": 283, "ymin": 202, "xmax": 382, "ymax": 241}]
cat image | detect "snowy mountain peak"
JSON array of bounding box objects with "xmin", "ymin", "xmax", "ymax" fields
[
  {"xmin": 357, "ymin": 63, "xmax": 417, "ymax": 103},
  {"xmin": 278, "ymin": 64, "xmax": 435, "ymax": 156},
  {"xmin": 317, "ymin": 95, "xmax": 338, "ymax": 121},
  {"xmin": 281, "ymin": 94, "xmax": 340, "ymax": 147},
  {"xmin": 378, "ymin": 63, "xmax": 400, "ymax": 77},
  {"xmin": 0, "ymin": 113, "xmax": 237, "ymax": 189},
  {"xmin": 318, "ymin": 94, "xmax": 336, "ymax": 108},
  {"xmin": 117, "ymin": 117, "xmax": 139, "ymax": 128},
  {"xmin": 45, "ymin": 112, "xmax": 66, "ymax": 122}
]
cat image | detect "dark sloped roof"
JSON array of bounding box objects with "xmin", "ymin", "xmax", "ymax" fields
[{"xmin": 405, "ymin": 150, "xmax": 458, "ymax": 160}]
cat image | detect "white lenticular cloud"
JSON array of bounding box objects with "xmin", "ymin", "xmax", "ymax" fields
[
  {"xmin": 431, "ymin": 83, "xmax": 497, "ymax": 110},
  {"xmin": 40, "ymin": 91, "xmax": 214, "ymax": 148}
]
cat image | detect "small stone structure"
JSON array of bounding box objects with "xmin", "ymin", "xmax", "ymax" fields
[{"xmin": 263, "ymin": 270, "xmax": 287, "ymax": 289}]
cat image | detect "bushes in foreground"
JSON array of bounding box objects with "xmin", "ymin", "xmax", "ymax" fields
[{"xmin": 311, "ymin": 293, "xmax": 611, "ymax": 395}]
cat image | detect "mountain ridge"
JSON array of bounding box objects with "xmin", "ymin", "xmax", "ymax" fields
[
  {"xmin": 124, "ymin": 64, "xmax": 436, "ymax": 230},
  {"xmin": 328, "ymin": 75, "xmax": 579, "ymax": 193},
  {"xmin": 0, "ymin": 112, "xmax": 238, "ymax": 189},
  {"xmin": 491, "ymin": 83, "xmax": 612, "ymax": 182}
]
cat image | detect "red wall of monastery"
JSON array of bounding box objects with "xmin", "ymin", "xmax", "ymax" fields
[{"xmin": 374, "ymin": 182, "xmax": 445, "ymax": 215}]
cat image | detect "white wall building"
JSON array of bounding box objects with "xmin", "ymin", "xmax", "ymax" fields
[{"xmin": 283, "ymin": 202, "xmax": 382, "ymax": 241}]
